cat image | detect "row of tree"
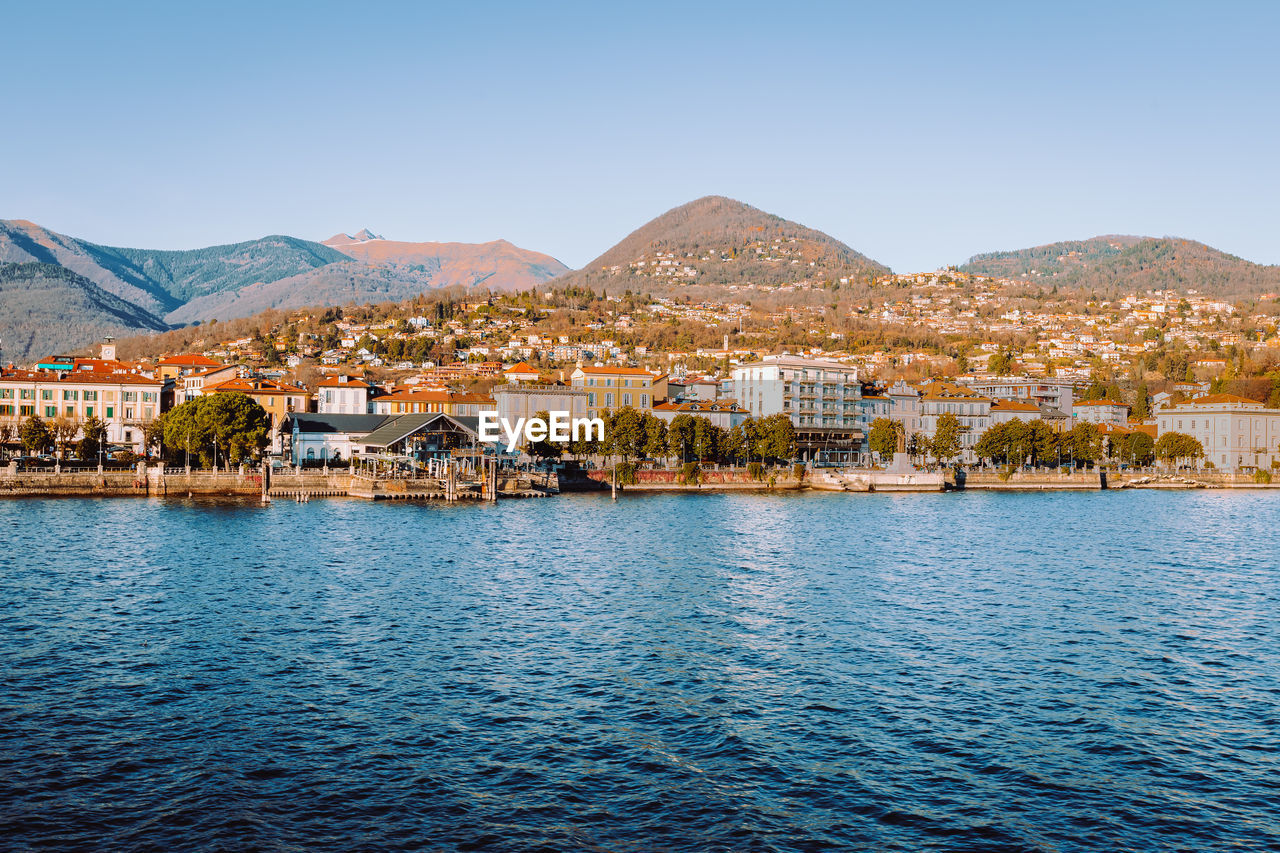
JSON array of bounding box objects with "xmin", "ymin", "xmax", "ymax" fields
[{"xmin": 525, "ymin": 407, "xmax": 799, "ymax": 467}]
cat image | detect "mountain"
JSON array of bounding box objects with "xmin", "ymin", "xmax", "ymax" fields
[
  {"xmin": 545, "ymin": 196, "xmax": 889, "ymax": 294},
  {"xmin": 0, "ymin": 219, "xmax": 569, "ymax": 360},
  {"xmin": 959, "ymin": 236, "xmax": 1280, "ymax": 299},
  {"xmin": 0, "ymin": 262, "xmax": 168, "ymax": 363},
  {"xmin": 321, "ymin": 233, "xmax": 569, "ymax": 291},
  {"xmin": 0, "ymin": 220, "xmax": 350, "ymax": 319}
]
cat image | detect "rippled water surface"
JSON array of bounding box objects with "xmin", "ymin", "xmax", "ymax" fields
[{"xmin": 1, "ymin": 491, "xmax": 1278, "ymax": 851}]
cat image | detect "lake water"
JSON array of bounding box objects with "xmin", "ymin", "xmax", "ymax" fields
[{"xmin": 1, "ymin": 491, "xmax": 1277, "ymax": 851}]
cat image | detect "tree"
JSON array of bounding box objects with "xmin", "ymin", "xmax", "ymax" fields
[
  {"xmin": 868, "ymin": 417, "xmax": 904, "ymax": 459},
  {"xmin": 931, "ymin": 412, "xmax": 962, "ymax": 464},
  {"xmin": 0, "ymin": 421, "xmax": 15, "ymax": 457},
  {"xmin": 162, "ymin": 393, "xmax": 270, "ymax": 468},
  {"xmin": 1130, "ymin": 432, "xmax": 1155, "ymax": 466},
  {"xmin": 642, "ymin": 413, "xmax": 668, "ymax": 461},
  {"xmin": 50, "ymin": 417, "xmax": 80, "ymax": 459},
  {"xmin": 19, "ymin": 415, "xmax": 51, "ymax": 455},
  {"xmin": 757, "ymin": 413, "xmax": 797, "ymax": 464},
  {"xmin": 1155, "ymin": 432, "xmax": 1204, "ymax": 467},
  {"xmin": 974, "ymin": 421, "xmax": 1010, "ymax": 466},
  {"xmin": 606, "ymin": 406, "xmax": 645, "ymax": 461},
  {"xmin": 76, "ymin": 417, "xmax": 108, "ymax": 461},
  {"xmin": 987, "ymin": 350, "xmax": 1014, "ymax": 376},
  {"xmin": 691, "ymin": 417, "xmax": 722, "ymax": 462},
  {"xmin": 907, "ymin": 432, "xmax": 928, "ymax": 462},
  {"xmin": 1131, "ymin": 382, "xmax": 1151, "ymax": 420},
  {"xmin": 524, "ymin": 410, "xmax": 562, "ymax": 462},
  {"xmin": 1066, "ymin": 422, "xmax": 1102, "ymax": 467},
  {"xmin": 667, "ymin": 414, "xmax": 696, "ymax": 463}
]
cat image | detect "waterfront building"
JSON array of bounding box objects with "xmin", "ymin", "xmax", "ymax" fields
[
  {"xmin": 317, "ymin": 375, "xmax": 375, "ymax": 414},
  {"xmin": 651, "ymin": 399, "xmax": 749, "ymax": 430},
  {"xmin": 570, "ymin": 366, "xmax": 658, "ymax": 419},
  {"xmin": 916, "ymin": 380, "xmax": 993, "ymax": 464},
  {"xmin": 373, "ymin": 388, "xmax": 496, "ymax": 417},
  {"xmin": 989, "ymin": 398, "xmax": 1043, "ymax": 424},
  {"xmin": 491, "ymin": 384, "xmax": 588, "ymax": 425},
  {"xmin": 283, "ymin": 413, "xmax": 390, "ymax": 464},
  {"xmin": 203, "ymin": 377, "xmax": 310, "ymax": 428},
  {"xmin": 1074, "ymin": 399, "xmax": 1130, "ymax": 427},
  {"xmin": 0, "ymin": 365, "xmax": 163, "ymax": 453},
  {"xmin": 1156, "ymin": 394, "xmax": 1280, "ymax": 472},
  {"xmin": 962, "ymin": 377, "xmax": 1076, "ymax": 417},
  {"xmin": 730, "ymin": 356, "xmax": 862, "ymax": 429}
]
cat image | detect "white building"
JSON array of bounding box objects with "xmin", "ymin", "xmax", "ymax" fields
[
  {"xmin": 0, "ymin": 366, "xmax": 163, "ymax": 453},
  {"xmin": 651, "ymin": 399, "xmax": 749, "ymax": 429},
  {"xmin": 963, "ymin": 377, "xmax": 1076, "ymax": 417},
  {"xmin": 731, "ymin": 356, "xmax": 862, "ymax": 428},
  {"xmin": 317, "ymin": 375, "xmax": 374, "ymax": 414},
  {"xmin": 1074, "ymin": 399, "xmax": 1130, "ymax": 427},
  {"xmin": 1157, "ymin": 394, "xmax": 1280, "ymax": 472}
]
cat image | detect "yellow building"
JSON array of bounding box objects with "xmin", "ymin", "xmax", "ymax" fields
[{"xmin": 570, "ymin": 366, "xmax": 658, "ymax": 419}]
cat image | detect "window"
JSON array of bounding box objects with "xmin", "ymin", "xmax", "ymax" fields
[
  {"xmin": 0, "ymin": 389, "xmax": 12, "ymax": 399},
  {"xmin": 41, "ymin": 390, "xmax": 53, "ymax": 401},
  {"xmin": 0, "ymin": 405, "xmax": 12, "ymax": 416},
  {"xmin": 123, "ymin": 392, "xmax": 137, "ymax": 402},
  {"xmin": 65, "ymin": 406, "xmax": 74, "ymax": 417},
  {"xmin": 106, "ymin": 406, "xmax": 114, "ymax": 418},
  {"xmin": 143, "ymin": 392, "xmax": 156, "ymax": 402},
  {"xmin": 587, "ymin": 393, "xmax": 596, "ymax": 406},
  {"xmin": 641, "ymin": 394, "xmax": 649, "ymax": 407},
  {"xmin": 44, "ymin": 406, "xmax": 56, "ymax": 418},
  {"xmin": 623, "ymin": 393, "xmax": 632, "ymax": 406},
  {"xmin": 20, "ymin": 405, "xmax": 33, "ymax": 416},
  {"xmin": 62, "ymin": 390, "xmax": 77, "ymax": 401},
  {"xmin": 125, "ymin": 408, "xmax": 135, "ymax": 419},
  {"xmin": 20, "ymin": 389, "xmax": 33, "ymax": 400},
  {"xmin": 85, "ymin": 407, "xmax": 93, "ymax": 417},
  {"xmin": 605, "ymin": 393, "xmax": 614, "ymax": 408},
  {"xmin": 83, "ymin": 391, "xmax": 97, "ymax": 401}
]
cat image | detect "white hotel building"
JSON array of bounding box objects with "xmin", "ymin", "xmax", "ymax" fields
[
  {"xmin": 1157, "ymin": 394, "xmax": 1280, "ymax": 473},
  {"xmin": 731, "ymin": 356, "xmax": 862, "ymax": 428}
]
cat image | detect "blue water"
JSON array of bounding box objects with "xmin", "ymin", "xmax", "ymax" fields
[{"xmin": 1, "ymin": 491, "xmax": 1277, "ymax": 851}]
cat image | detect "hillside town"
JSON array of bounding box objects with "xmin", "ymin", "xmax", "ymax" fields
[{"xmin": 4, "ymin": 268, "xmax": 1280, "ymax": 479}]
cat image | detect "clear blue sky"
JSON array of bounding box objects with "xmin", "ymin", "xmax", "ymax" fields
[{"xmin": 4, "ymin": 0, "xmax": 1278, "ymax": 272}]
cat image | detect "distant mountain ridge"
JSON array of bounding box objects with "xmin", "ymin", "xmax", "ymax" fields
[
  {"xmin": 0, "ymin": 219, "xmax": 569, "ymax": 359},
  {"xmin": 546, "ymin": 196, "xmax": 890, "ymax": 294},
  {"xmin": 959, "ymin": 235, "xmax": 1280, "ymax": 298},
  {"xmin": 0, "ymin": 262, "xmax": 168, "ymax": 363}
]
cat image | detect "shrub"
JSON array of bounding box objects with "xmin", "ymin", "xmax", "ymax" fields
[
  {"xmin": 792, "ymin": 463, "xmax": 806, "ymax": 481},
  {"xmin": 612, "ymin": 461, "xmax": 638, "ymax": 486},
  {"xmin": 1253, "ymin": 469, "xmax": 1272, "ymax": 484},
  {"xmin": 679, "ymin": 462, "xmax": 701, "ymax": 485},
  {"xmin": 747, "ymin": 462, "xmax": 765, "ymax": 481}
]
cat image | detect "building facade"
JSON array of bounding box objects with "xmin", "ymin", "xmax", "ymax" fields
[
  {"xmin": 1157, "ymin": 394, "xmax": 1280, "ymax": 472},
  {"xmin": 570, "ymin": 366, "xmax": 657, "ymax": 419},
  {"xmin": 731, "ymin": 356, "xmax": 862, "ymax": 429}
]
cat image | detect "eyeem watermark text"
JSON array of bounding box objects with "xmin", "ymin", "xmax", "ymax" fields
[{"xmin": 478, "ymin": 411, "xmax": 605, "ymax": 452}]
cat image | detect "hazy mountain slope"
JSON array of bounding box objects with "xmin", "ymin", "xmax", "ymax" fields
[
  {"xmin": 547, "ymin": 196, "xmax": 890, "ymax": 294},
  {"xmin": 322, "ymin": 232, "xmax": 569, "ymax": 292},
  {"xmin": 0, "ymin": 262, "xmax": 168, "ymax": 363},
  {"xmin": 960, "ymin": 236, "xmax": 1280, "ymax": 299},
  {"xmin": 0, "ymin": 219, "xmax": 350, "ymax": 319},
  {"xmin": 166, "ymin": 261, "xmax": 465, "ymax": 324}
]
